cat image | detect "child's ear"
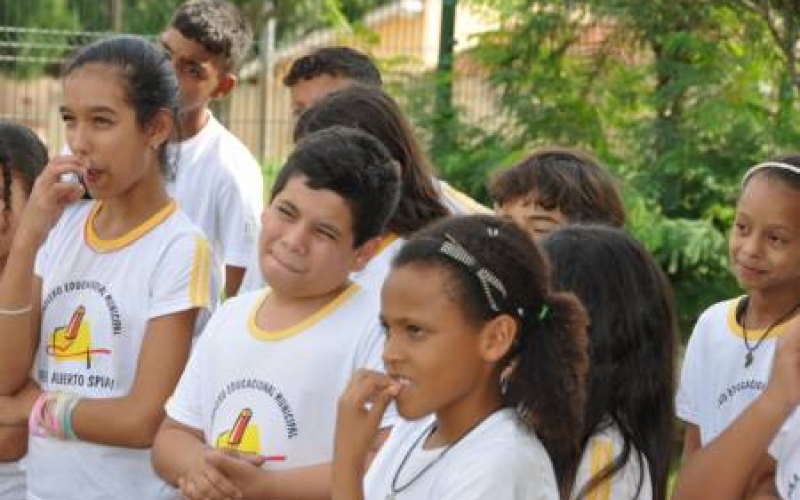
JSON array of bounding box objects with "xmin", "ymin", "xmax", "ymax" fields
[
  {"xmin": 146, "ymin": 109, "xmax": 173, "ymax": 149},
  {"xmin": 211, "ymin": 73, "xmax": 236, "ymax": 99},
  {"xmin": 351, "ymin": 236, "xmax": 381, "ymax": 272},
  {"xmin": 480, "ymin": 314, "xmax": 518, "ymax": 363}
]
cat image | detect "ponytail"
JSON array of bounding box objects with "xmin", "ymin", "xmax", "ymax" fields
[
  {"xmin": 393, "ymin": 214, "xmax": 590, "ymax": 497},
  {"xmin": 507, "ymin": 291, "xmax": 588, "ymax": 497}
]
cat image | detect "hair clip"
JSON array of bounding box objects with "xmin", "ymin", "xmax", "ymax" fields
[
  {"xmin": 741, "ymin": 161, "xmax": 800, "ymax": 186},
  {"xmin": 539, "ymin": 304, "xmax": 551, "ymax": 321},
  {"xmin": 517, "ymin": 307, "xmax": 525, "ymax": 318},
  {"xmin": 439, "ymin": 234, "xmax": 507, "ymax": 312},
  {"xmin": 487, "ymin": 226, "xmax": 499, "ymax": 237}
]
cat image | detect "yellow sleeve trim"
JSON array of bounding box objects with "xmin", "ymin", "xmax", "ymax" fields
[
  {"xmin": 85, "ymin": 200, "xmax": 177, "ymax": 253},
  {"xmin": 248, "ymin": 283, "xmax": 361, "ymax": 341},
  {"xmin": 587, "ymin": 438, "xmax": 614, "ymax": 500},
  {"xmin": 189, "ymin": 235, "xmax": 212, "ymax": 307}
]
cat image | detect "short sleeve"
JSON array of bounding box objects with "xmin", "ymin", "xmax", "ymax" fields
[
  {"xmin": 216, "ymin": 161, "xmax": 263, "ymax": 268},
  {"xmin": 164, "ymin": 328, "xmax": 208, "ymax": 431},
  {"xmin": 148, "ymin": 233, "xmax": 219, "ymax": 319},
  {"xmin": 676, "ymin": 311, "xmax": 710, "ymax": 425}
]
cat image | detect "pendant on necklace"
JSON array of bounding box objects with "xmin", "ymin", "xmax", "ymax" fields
[{"xmin": 745, "ymin": 351, "xmax": 754, "ymax": 368}]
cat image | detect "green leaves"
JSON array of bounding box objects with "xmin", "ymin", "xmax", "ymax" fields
[{"xmin": 404, "ymin": 0, "xmax": 800, "ymax": 335}]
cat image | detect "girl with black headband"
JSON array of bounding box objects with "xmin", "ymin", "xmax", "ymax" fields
[{"xmin": 332, "ymin": 214, "xmax": 590, "ymax": 500}]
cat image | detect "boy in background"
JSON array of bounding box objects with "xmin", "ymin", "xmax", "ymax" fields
[
  {"xmin": 160, "ymin": 0, "xmax": 264, "ymax": 296},
  {"xmin": 283, "ymin": 45, "xmax": 487, "ymax": 216}
]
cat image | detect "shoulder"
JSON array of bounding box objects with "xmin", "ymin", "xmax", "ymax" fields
[
  {"xmin": 42, "ymin": 200, "xmax": 97, "ymax": 249},
  {"xmin": 687, "ymin": 298, "xmax": 741, "ymax": 344},
  {"xmin": 203, "ymin": 290, "xmax": 264, "ymax": 334},
  {"xmin": 207, "ymin": 118, "xmax": 261, "ymax": 171},
  {"xmin": 577, "ymin": 424, "xmax": 653, "ymax": 500},
  {"xmin": 448, "ymin": 410, "xmax": 554, "ymax": 475},
  {"xmin": 437, "ymin": 179, "xmax": 491, "ymax": 215},
  {"xmin": 696, "ymin": 298, "xmax": 739, "ymax": 327}
]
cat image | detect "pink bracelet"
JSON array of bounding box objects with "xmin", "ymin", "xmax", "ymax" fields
[{"xmin": 28, "ymin": 392, "xmax": 50, "ymax": 438}]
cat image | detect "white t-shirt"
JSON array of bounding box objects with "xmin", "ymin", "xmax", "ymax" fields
[
  {"xmin": 166, "ymin": 112, "xmax": 263, "ymax": 272},
  {"xmin": 572, "ymin": 423, "xmax": 652, "ymax": 500},
  {"xmin": 676, "ymin": 298, "xmax": 792, "ymax": 446},
  {"xmin": 0, "ymin": 463, "xmax": 24, "ymax": 500},
  {"xmin": 27, "ymin": 200, "xmax": 219, "ymax": 500},
  {"xmin": 770, "ymin": 410, "xmax": 800, "ymax": 500},
  {"xmin": 166, "ymin": 283, "xmax": 391, "ymax": 468},
  {"xmin": 364, "ymin": 409, "xmax": 559, "ymax": 500}
]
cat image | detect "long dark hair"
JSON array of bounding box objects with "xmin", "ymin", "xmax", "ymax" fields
[
  {"xmin": 63, "ymin": 35, "xmax": 180, "ymax": 179},
  {"xmin": 393, "ymin": 215, "xmax": 590, "ymax": 496},
  {"xmin": 294, "ymin": 84, "xmax": 449, "ymax": 237},
  {"xmin": 543, "ymin": 225, "xmax": 676, "ymax": 500}
]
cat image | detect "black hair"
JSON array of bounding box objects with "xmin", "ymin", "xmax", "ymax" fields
[
  {"xmin": 170, "ymin": 0, "xmax": 253, "ymax": 72},
  {"xmin": 271, "ymin": 126, "xmax": 401, "ymax": 247},
  {"xmin": 489, "ymin": 147, "xmax": 626, "ymax": 228},
  {"xmin": 0, "ymin": 121, "xmax": 47, "ymax": 215},
  {"xmin": 283, "ymin": 46, "xmax": 382, "ymax": 87},
  {"xmin": 62, "ymin": 35, "xmax": 180, "ymax": 179},
  {"xmin": 741, "ymin": 154, "xmax": 800, "ymax": 193},
  {"xmin": 542, "ymin": 225, "xmax": 676, "ymax": 500},
  {"xmin": 392, "ymin": 215, "xmax": 589, "ymax": 497},
  {"xmin": 294, "ymin": 84, "xmax": 448, "ymax": 237}
]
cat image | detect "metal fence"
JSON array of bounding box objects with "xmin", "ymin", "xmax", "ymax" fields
[{"xmin": 0, "ymin": 0, "xmax": 501, "ymax": 165}]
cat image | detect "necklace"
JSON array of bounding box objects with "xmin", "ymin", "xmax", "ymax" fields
[
  {"xmin": 739, "ymin": 296, "xmax": 800, "ymax": 368},
  {"xmin": 386, "ymin": 413, "xmax": 494, "ymax": 500}
]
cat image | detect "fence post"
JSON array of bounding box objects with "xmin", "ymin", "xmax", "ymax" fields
[
  {"xmin": 434, "ymin": 0, "xmax": 456, "ymax": 154},
  {"xmin": 110, "ymin": 0, "xmax": 123, "ymax": 32},
  {"xmin": 259, "ymin": 17, "xmax": 276, "ymax": 162}
]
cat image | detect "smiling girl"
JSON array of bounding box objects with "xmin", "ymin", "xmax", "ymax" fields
[{"xmin": 674, "ymin": 157, "xmax": 800, "ymax": 500}]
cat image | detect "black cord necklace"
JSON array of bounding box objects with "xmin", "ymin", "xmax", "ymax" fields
[
  {"xmin": 739, "ymin": 296, "xmax": 800, "ymax": 368},
  {"xmin": 386, "ymin": 413, "xmax": 494, "ymax": 500}
]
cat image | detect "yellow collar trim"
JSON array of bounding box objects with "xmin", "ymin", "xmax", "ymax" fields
[
  {"xmin": 85, "ymin": 200, "xmax": 177, "ymax": 253},
  {"xmin": 726, "ymin": 296, "xmax": 794, "ymax": 340},
  {"xmin": 377, "ymin": 233, "xmax": 399, "ymax": 254},
  {"xmin": 248, "ymin": 283, "xmax": 361, "ymax": 341}
]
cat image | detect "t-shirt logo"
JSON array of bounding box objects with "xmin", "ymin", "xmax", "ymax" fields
[
  {"xmin": 215, "ymin": 408, "xmax": 286, "ymax": 463},
  {"xmin": 46, "ymin": 305, "xmax": 112, "ymax": 368}
]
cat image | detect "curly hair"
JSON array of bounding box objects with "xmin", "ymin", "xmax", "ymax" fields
[{"xmin": 170, "ymin": 0, "xmax": 253, "ymax": 71}]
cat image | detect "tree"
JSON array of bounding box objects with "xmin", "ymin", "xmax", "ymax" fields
[{"xmin": 411, "ymin": 0, "xmax": 800, "ymax": 334}]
